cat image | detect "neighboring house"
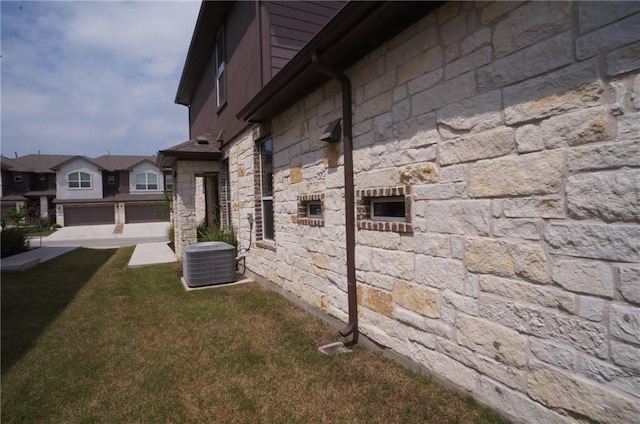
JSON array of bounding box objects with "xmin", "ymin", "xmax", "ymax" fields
[
  {"xmin": 1, "ymin": 154, "xmax": 72, "ymax": 223},
  {"xmin": 52, "ymin": 154, "xmax": 170, "ymax": 226},
  {"xmin": 0, "ymin": 153, "xmax": 170, "ymax": 226},
  {"xmin": 167, "ymin": 2, "xmax": 640, "ymax": 423}
]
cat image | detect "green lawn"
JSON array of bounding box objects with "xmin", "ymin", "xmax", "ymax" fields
[{"xmin": 1, "ymin": 247, "xmax": 505, "ymax": 423}]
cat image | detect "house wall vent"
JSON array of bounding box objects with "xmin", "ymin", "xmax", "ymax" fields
[{"xmin": 182, "ymin": 242, "xmax": 235, "ymax": 287}]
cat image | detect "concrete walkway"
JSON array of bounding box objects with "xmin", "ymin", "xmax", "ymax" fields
[
  {"xmin": 128, "ymin": 242, "xmax": 178, "ymax": 268},
  {"xmin": 2, "ymin": 223, "xmax": 177, "ymax": 272},
  {"xmin": 1, "ymin": 246, "xmax": 79, "ymax": 272}
]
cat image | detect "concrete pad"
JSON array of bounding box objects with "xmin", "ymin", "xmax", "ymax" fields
[
  {"xmin": 128, "ymin": 242, "xmax": 177, "ymax": 268},
  {"xmin": 180, "ymin": 273, "xmax": 253, "ymax": 291},
  {"xmin": 1, "ymin": 246, "xmax": 79, "ymax": 272}
]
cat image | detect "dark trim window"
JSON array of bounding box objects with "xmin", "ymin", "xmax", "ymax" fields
[
  {"xmin": 68, "ymin": 171, "xmax": 91, "ymax": 189},
  {"xmin": 222, "ymin": 159, "xmax": 231, "ymax": 228},
  {"xmin": 164, "ymin": 174, "xmax": 173, "ymax": 191},
  {"xmin": 259, "ymin": 138, "xmax": 274, "ymax": 241},
  {"xmin": 13, "ymin": 173, "xmax": 22, "ymax": 183},
  {"xmin": 135, "ymin": 172, "xmax": 158, "ymax": 191},
  {"xmin": 215, "ymin": 27, "xmax": 226, "ymax": 107}
]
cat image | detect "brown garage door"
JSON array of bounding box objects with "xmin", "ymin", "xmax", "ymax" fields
[
  {"xmin": 125, "ymin": 204, "xmax": 166, "ymax": 223},
  {"xmin": 64, "ymin": 206, "xmax": 114, "ymax": 226}
]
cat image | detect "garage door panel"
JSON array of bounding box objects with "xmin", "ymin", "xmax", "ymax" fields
[
  {"xmin": 126, "ymin": 204, "xmax": 166, "ymax": 223},
  {"xmin": 65, "ymin": 206, "xmax": 114, "ymax": 226}
]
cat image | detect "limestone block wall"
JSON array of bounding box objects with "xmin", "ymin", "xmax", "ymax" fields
[
  {"xmin": 228, "ymin": 2, "xmax": 640, "ymax": 423},
  {"xmin": 173, "ymin": 160, "xmax": 220, "ymax": 257}
]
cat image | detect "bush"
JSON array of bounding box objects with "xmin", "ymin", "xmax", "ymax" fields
[
  {"xmin": 1, "ymin": 228, "xmax": 28, "ymax": 258},
  {"xmin": 167, "ymin": 224, "xmax": 175, "ymax": 244},
  {"xmin": 197, "ymin": 224, "xmax": 237, "ymax": 248}
]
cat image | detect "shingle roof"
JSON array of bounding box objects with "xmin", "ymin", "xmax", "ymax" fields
[
  {"xmin": 157, "ymin": 134, "xmax": 222, "ymax": 168},
  {"xmin": 92, "ymin": 155, "xmax": 157, "ymax": 171},
  {"xmin": 5, "ymin": 154, "xmax": 74, "ymax": 173},
  {"xmin": 49, "ymin": 155, "xmax": 104, "ymax": 170},
  {"xmin": 1, "ymin": 156, "xmax": 19, "ymax": 171}
]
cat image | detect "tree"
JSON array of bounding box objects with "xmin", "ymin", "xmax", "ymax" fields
[{"xmin": 6, "ymin": 206, "xmax": 27, "ymax": 228}]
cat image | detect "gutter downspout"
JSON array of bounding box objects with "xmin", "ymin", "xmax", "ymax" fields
[{"xmin": 311, "ymin": 52, "xmax": 357, "ymax": 342}]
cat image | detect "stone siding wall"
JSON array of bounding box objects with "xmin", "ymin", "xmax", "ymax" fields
[
  {"xmin": 227, "ymin": 2, "xmax": 640, "ymax": 422},
  {"xmin": 173, "ymin": 160, "xmax": 220, "ymax": 257}
]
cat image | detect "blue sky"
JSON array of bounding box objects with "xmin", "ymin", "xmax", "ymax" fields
[{"xmin": 1, "ymin": 0, "xmax": 201, "ymax": 158}]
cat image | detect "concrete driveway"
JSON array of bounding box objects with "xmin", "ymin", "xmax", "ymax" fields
[{"xmin": 31, "ymin": 222, "xmax": 171, "ymax": 248}]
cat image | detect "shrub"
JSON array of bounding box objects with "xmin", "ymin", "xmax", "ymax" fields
[
  {"xmin": 197, "ymin": 224, "xmax": 237, "ymax": 248},
  {"xmin": 1, "ymin": 228, "xmax": 28, "ymax": 258},
  {"xmin": 167, "ymin": 224, "xmax": 175, "ymax": 244}
]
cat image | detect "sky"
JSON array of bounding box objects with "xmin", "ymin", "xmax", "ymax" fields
[{"xmin": 1, "ymin": 0, "xmax": 202, "ymax": 159}]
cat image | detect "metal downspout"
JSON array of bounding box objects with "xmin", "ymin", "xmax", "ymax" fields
[{"xmin": 311, "ymin": 52, "xmax": 357, "ymax": 341}]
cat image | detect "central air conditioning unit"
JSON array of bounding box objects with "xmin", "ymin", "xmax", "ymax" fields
[{"xmin": 182, "ymin": 242, "xmax": 236, "ymax": 287}]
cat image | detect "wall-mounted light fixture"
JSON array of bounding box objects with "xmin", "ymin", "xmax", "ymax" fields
[{"xmin": 320, "ymin": 118, "xmax": 342, "ymax": 143}]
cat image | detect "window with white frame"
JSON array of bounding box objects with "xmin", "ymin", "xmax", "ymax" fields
[
  {"xmin": 13, "ymin": 173, "xmax": 22, "ymax": 183},
  {"xmin": 371, "ymin": 197, "xmax": 406, "ymax": 221},
  {"xmin": 164, "ymin": 174, "xmax": 173, "ymax": 191},
  {"xmin": 215, "ymin": 27, "xmax": 226, "ymax": 107},
  {"xmin": 297, "ymin": 193, "xmax": 324, "ymax": 227},
  {"xmin": 357, "ymin": 186, "xmax": 412, "ymax": 233},
  {"xmin": 135, "ymin": 172, "xmax": 158, "ymax": 190},
  {"xmin": 107, "ymin": 175, "xmax": 116, "ymax": 185},
  {"xmin": 68, "ymin": 171, "xmax": 91, "ymax": 189},
  {"xmin": 259, "ymin": 138, "xmax": 274, "ymax": 241},
  {"xmin": 308, "ymin": 202, "xmax": 322, "ymax": 218}
]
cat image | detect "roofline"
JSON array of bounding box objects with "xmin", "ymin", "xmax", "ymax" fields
[
  {"xmin": 237, "ymin": 1, "xmax": 443, "ymax": 123},
  {"xmin": 50, "ymin": 155, "xmax": 104, "ymax": 171},
  {"xmin": 175, "ymin": 1, "xmax": 234, "ymax": 106},
  {"xmin": 157, "ymin": 150, "xmax": 223, "ymax": 169}
]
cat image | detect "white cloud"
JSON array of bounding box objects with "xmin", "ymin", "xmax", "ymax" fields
[{"xmin": 1, "ymin": 0, "xmax": 200, "ymax": 158}]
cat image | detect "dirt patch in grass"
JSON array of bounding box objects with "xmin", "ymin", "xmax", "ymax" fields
[{"xmin": 2, "ymin": 248, "xmax": 505, "ymax": 423}]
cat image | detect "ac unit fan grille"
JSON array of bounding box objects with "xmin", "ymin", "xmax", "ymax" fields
[{"xmin": 183, "ymin": 242, "xmax": 236, "ymax": 287}]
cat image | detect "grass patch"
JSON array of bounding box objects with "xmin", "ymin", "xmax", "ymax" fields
[
  {"xmin": 2, "ymin": 248, "xmax": 505, "ymax": 423},
  {"xmin": 23, "ymin": 226, "xmax": 57, "ymax": 238}
]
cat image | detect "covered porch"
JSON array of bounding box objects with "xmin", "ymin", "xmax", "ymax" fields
[{"xmin": 157, "ymin": 134, "xmax": 223, "ymax": 257}]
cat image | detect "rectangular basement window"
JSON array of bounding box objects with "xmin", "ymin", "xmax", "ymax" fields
[
  {"xmin": 371, "ymin": 197, "xmax": 405, "ymax": 221},
  {"xmin": 307, "ymin": 202, "xmax": 322, "ymax": 218}
]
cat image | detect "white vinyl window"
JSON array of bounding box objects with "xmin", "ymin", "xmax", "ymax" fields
[
  {"xmin": 135, "ymin": 172, "xmax": 158, "ymax": 190},
  {"xmin": 307, "ymin": 202, "xmax": 322, "ymax": 218},
  {"xmin": 164, "ymin": 174, "xmax": 173, "ymax": 191},
  {"xmin": 370, "ymin": 196, "xmax": 406, "ymax": 221},
  {"xmin": 68, "ymin": 171, "xmax": 91, "ymax": 189},
  {"xmin": 215, "ymin": 27, "xmax": 226, "ymax": 107},
  {"xmin": 13, "ymin": 173, "xmax": 22, "ymax": 183},
  {"xmin": 107, "ymin": 175, "xmax": 116, "ymax": 185}
]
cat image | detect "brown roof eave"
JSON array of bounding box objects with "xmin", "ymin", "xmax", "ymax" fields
[
  {"xmin": 237, "ymin": 1, "xmax": 443, "ymax": 123},
  {"xmin": 157, "ymin": 151, "xmax": 222, "ymax": 169},
  {"xmin": 175, "ymin": 1, "xmax": 234, "ymax": 106}
]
